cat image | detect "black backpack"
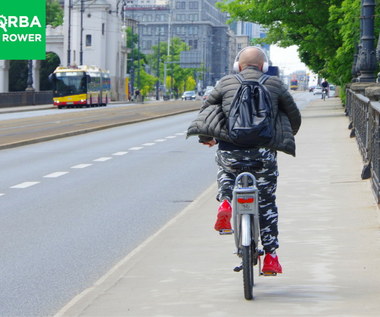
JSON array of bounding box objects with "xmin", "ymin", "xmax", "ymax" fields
[{"xmin": 228, "ymin": 73, "xmax": 273, "ymax": 147}]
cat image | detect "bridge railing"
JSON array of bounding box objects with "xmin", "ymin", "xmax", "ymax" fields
[
  {"xmin": 346, "ymin": 86, "xmax": 380, "ymax": 203},
  {"xmin": 0, "ymin": 91, "xmax": 53, "ymax": 108}
]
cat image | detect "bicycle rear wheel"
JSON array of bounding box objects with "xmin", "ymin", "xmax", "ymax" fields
[{"xmin": 242, "ymin": 245, "xmax": 254, "ymax": 300}]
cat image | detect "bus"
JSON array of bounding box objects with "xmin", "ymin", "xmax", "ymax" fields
[
  {"xmin": 49, "ymin": 65, "xmax": 111, "ymax": 109},
  {"xmin": 290, "ymin": 79, "xmax": 298, "ymax": 90}
]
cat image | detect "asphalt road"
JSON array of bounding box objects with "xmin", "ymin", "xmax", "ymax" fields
[
  {"xmin": 0, "ymin": 100, "xmax": 201, "ymax": 149},
  {"xmin": 0, "ymin": 111, "xmax": 216, "ymax": 316}
]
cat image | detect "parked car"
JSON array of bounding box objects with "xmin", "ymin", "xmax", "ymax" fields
[
  {"xmin": 313, "ymin": 86, "xmax": 323, "ymax": 95},
  {"xmin": 181, "ymin": 91, "xmax": 196, "ymax": 100}
]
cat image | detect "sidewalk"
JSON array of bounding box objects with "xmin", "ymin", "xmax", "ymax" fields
[{"xmin": 55, "ymin": 97, "xmax": 380, "ymax": 317}]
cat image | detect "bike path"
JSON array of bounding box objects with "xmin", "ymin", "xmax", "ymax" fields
[{"xmin": 55, "ymin": 97, "xmax": 380, "ymax": 317}]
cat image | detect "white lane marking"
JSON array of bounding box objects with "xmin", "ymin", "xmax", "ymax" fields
[
  {"xmin": 11, "ymin": 182, "xmax": 40, "ymax": 189},
  {"xmin": 44, "ymin": 172, "xmax": 69, "ymax": 178},
  {"xmin": 128, "ymin": 147, "xmax": 143, "ymax": 151},
  {"xmin": 113, "ymin": 151, "xmax": 128, "ymax": 156},
  {"xmin": 155, "ymin": 139, "xmax": 166, "ymax": 142},
  {"xmin": 142, "ymin": 143, "xmax": 155, "ymax": 146},
  {"xmin": 0, "ymin": 193, "xmax": 5, "ymax": 197},
  {"xmin": 94, "ymin": 157, "xmax": 112, "ymax": 162},
  {"xmin": 175, "ymin": 132, "xmax": 185, "ymax": 136},
  {"xmin": 71, "ymin": 164, "xmax": 92, "ymax": 169},
  {"xmin": 165, "ymin": 136, "xmax": 176, "ymax": 139}
]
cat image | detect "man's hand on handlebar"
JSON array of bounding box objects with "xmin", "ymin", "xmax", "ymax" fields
[{"xmin": 202, "ymin": 139, "xmax": 217, "ymax": 147}]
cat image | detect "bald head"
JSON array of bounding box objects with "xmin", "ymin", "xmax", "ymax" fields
[{"xmin": 238, "ymin": 47, "xmax": 266, "ymax": 72}]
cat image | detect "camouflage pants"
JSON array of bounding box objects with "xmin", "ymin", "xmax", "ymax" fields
[{"xmin": 215, "ymin": 148, "xmax": 279, "ymax": 253}]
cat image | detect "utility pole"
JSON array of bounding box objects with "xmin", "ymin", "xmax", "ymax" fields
[
  {"xmin": 156, "ymin": 32, "xmax": 161, "ymax": 100},
  {"xmin": 80, "ymin": 0, "xmax": 84, "ymax": 65},
  {"xmin": 67, "ymin": 0, "xmax": 72, "ymax": 65}
]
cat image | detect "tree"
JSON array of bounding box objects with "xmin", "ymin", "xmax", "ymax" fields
[
  {"xmin": 40, "ymin": 52, "xmax": 61, "ymax": 90},
  {"xmin": 46, "ymin": 0, "xmax": 63, "ymax": 27},
  {"xmin": 217, "ymin": 0, "xmax": 371, "ymax": 89},
  {"xmin": 146, "ymin": 37, "xmax": 197, "ymax": 97}
]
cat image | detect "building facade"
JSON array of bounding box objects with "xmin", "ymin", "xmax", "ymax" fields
[
  {"xmin": 124, "ymin": 0, "xmax": 231, "ymax": 88},
  {"xmin": 62, "ymin": 0, "xmax": 128, "ymax": 99}
]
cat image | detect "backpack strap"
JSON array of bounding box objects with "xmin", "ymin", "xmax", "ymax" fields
[
  {"xmin": 235, "ymin": 73, "xmax": 244, "ymax": 84},
  {"xmin": 235, "ymin": 73, "xmax": 270, "ymax": 84},
  {"xmin": 259, "ymin": 74, "xmax": 271, "ymax": 84}
]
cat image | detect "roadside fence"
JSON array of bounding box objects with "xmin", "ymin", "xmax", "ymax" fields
[{"xmin": 346, "ymin": 84, "xmax": 380, "ymax": 203}]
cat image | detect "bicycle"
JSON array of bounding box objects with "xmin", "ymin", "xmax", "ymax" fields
[
  {"xmin": 322, "ymin": 88, "xmax": 328, "ymax": 101},
  {"xmin": 220, "ymin": 164, "xmax": 275, "ymax": 300}
]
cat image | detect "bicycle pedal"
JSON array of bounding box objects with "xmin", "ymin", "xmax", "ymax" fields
[
  {"xmin": 219, "ymin": 229, "xmax": 234, "ymax": 235},
  {"xmin": 262, "ymin": 272, "xmax": 277, "ymax": 276}
]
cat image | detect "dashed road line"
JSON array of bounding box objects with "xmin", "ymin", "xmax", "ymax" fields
[
  {"xmin": 94, "ymin": 157, "xmax": 113, "ymax": 162},
  {"xmin": 71, "ymin": 164, "xmax": 93, "ymax": 169},
  {"xmin": 44, "ymin": 172, "xmax": 69, "ymax": 178},
  {"xmin": 3, "ymin": 131, "xmax": 184, "ymax": 197},
  {"xmin": 113, "ymin": 151, "xmax": 128, "ymax": 156},
  {"xmin": 11, "ymin": 182, "xmax": 40, "ymax": 189}
]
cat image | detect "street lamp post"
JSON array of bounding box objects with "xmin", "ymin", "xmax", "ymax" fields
[
  {"xmin": 357, "ymin": 0, "xmax": 376, "ymax": 82},
  {"xmin": 26, "ymin": 60, "xmax": 34, "ymax": 91}
]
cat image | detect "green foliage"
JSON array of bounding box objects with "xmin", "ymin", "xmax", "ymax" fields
[
  {"xmin": 217, "ymin": 0, "xmax": 370, "ymax": 87},
  {"xmin": 139, "ymin": 70, "xmax": 157, "ymax": 96},
  {"xmin": 9, "ymin": 61, "xmax": 27, "ymax": 91},
  {"xmin": 40, "ymin": 52, "xmax": 61, "ymax": 90},
  {"xmin": 46, "ymin": 0, "xmax": 63, "ymax": 27},
  {"xmin": 145, "ymin": 37, "xmax": 198, "ymax": 96}
]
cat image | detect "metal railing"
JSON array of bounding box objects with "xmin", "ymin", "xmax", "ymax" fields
[
  {"xmin": 346, "ymin": 88, "xmax": 380, "ymax": 203},
  {"xmin": 0, "ymin": 91, "xmax": 53, "ymax": 108}
]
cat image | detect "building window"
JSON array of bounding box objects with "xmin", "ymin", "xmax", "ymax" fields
[
  {"xmin": 189, "ymin": 14, "xmax": 198, "ymax": 21},
  {"xmin": 189, "ymin": 26, "xmax": 198, "ymax": 35},
  {"xmin": 102, "ymin": 23, "xmax": 105, "ymax": 36},
  {"xmin": 189, "ymin": 1, "xmax": 198, "ymax": 9},
  {"xmin": 176, "ymin": 1, "xmax": 185, "ymax": 9},
  {"xmin": 86, "ymin": 34, "xmax": 92, "ymax": 46}
]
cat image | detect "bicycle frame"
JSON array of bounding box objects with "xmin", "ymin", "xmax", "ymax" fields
[
  {"xmin": 233, "ymin": 172, "xmax": 259, "ymax": 251},
  {"xmin": 232, "ymin": 172, "xmax": 262, "ymax": 300}
]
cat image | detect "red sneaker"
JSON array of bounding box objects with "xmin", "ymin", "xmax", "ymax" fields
[
  {"xmin": 262, "ymin": 253, "xmax": 282, "ymax": 274},
  {"xmin": 214, "ymin": 200, "xmax": 232, "ymax": 231}
]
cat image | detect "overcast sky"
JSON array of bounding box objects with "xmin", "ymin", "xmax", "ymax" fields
[{"xmin": 270, "ymin": 45, "xmax": 307, "ymax": 74}]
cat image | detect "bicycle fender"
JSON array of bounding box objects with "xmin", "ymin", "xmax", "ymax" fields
[{"xmin": 241, "ymin": 214, "xmax": 251, "ymax": 246}]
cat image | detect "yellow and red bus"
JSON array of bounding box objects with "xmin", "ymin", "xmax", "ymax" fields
[{"xmin": 49, "ymin": 65, "xmax": 111, "ymax": 109}]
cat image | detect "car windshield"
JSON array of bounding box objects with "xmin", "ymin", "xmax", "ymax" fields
[{"xmin": 184, "ymin": 91, "xmax": 195, "ymax": 96}]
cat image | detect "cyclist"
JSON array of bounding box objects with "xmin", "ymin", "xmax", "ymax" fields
[
  {"xmin": 321, "ymin": 79, "xmax": 329, "ymax": 99},
  {"xmin": 187, "ymin": 47, "xmax": 301, "ymax": 274}
]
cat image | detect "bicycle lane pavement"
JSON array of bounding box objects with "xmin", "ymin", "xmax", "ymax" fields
[{"xmin": 55, "ymin": 97, "xmax": 380, "ymax": 317}]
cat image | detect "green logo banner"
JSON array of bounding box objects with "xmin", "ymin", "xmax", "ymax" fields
[{"xmin": 0, "ymin": 0, "xmax": 46, "ymax": 60}]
